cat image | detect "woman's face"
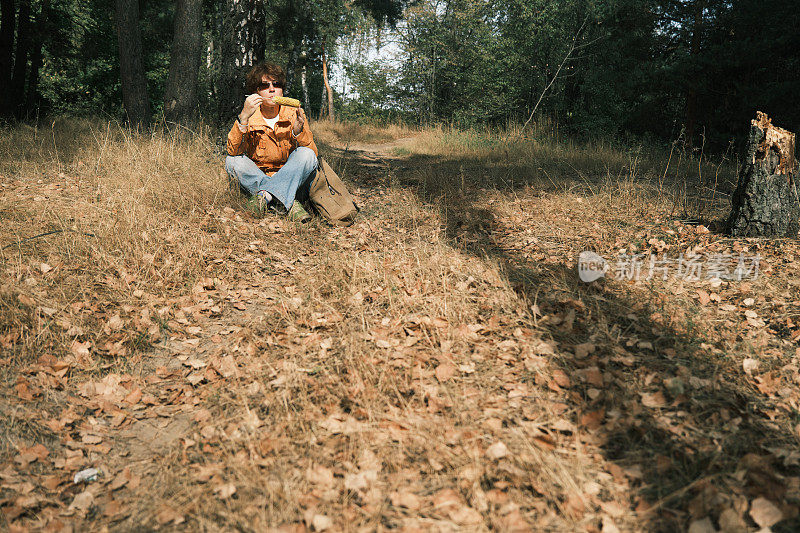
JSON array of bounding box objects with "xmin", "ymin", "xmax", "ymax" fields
[{"xmin": 257, "ymin": 76, "xmax": 284, "ymax": 105}]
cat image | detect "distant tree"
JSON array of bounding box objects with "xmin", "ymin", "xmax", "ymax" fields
[
  {"xmin": 9, "ymin": 0, "xmax": 32, "ymax": 117},
  {"xmin": 0, "ymin": 0, "xmax": 15, "ymax": 119},
  {"xmin": 321, "ymin": 38, "xmax": 334, "ymax": 119},
  {"xmin": 24, "ymin": 0, "xmax": 50, "ymax": 114},
  {"xmin": 114, "ymin": 0, "xmax": 151, "ymax": 129},
  {"xmin": 163, "ymin": 0, "xmax": 203, "ymax": 124}
]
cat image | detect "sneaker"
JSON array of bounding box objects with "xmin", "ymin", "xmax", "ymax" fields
[
  {"xmin": 256, "ymin": 191, "xmax": 272, "ymax": 213},
  {"xmin": 287, "ymin": 201, "xmax": 312, "ymax": 223},
  {"xmin": 246, "ymin": 190, "xmax": 272, "ymax": 216}
]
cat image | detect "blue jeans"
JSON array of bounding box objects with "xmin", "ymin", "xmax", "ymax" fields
[{"xmin": 225, "ymin": 147, "xmax": 318, "ymax": 209}]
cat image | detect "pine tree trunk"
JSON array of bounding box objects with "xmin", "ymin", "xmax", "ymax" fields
[
  {"xmin": 322, "ymin": 40, "xmax": 334, "ymax": 121},
  {"xmin": 0, "ymin": 0, "xmax": 15, "ymax": 119},
  {"xmin": 286, "ymin": 44, "xmax": 299, "ymax": 94},
  {"xmin": 726, "ymin": 112, "xmax": 799, "ymax": 237},
  {"xmin": 10, "ymin": 0, "xmax": 31, "ymax": 118},
  {"xmin": 684, "ymin": 0, "xmax": 704, "ymax": 147},
  {"xmin": 299, "ymin": 41, "xmax": 310, "ymax": 111},
  {"xmin": 24, "ymin": 0, "xmax": 47, "ymax": 116},
  {"xmin": 301, "ymin": 62, "xmax": 309, "ymax": 111},
  {"xmin": 114, "ymin": 0, "xmax": 151, "ymax": 129},
  {"xmin": 163, "ymin": 0, "xmax": 203, "ymax": 125},
  {"xmin": 320, "ymin": 78, "xmax": 326, "ymax": 119}
]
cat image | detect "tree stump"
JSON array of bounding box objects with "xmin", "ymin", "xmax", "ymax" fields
[{"xmin": 726, "ymin": 112, "xmax": 799, "ymax": 237}]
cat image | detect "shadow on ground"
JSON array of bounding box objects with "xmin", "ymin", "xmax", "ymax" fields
[{"xmin": 329, "ymin": 142, "xmax": 800, "ymax": 532}]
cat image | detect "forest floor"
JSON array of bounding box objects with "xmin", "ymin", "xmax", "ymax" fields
[{"xmin": 1, "ymin": 119, "xmax": 800, "ymax": 532}]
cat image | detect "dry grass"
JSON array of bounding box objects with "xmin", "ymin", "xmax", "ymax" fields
[
  {"xmin": 393, "ymin": 124, "xmax": 738, "ymax": 222},
  {"xmin": 1, "ymin": 118, "xmax": 799, "ymax": 532},
  {"xmin": 1, "ymin": 119, "xmax": 236, "ymax": 370},
  {"xmin": 312, "ymin": 118, "xmax": 414, "ymax": 146}
]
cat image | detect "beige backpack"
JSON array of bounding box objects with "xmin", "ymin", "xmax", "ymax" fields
[{"xmin": 308, "ymin": 157, "xmax": 359, "ymax": 226}]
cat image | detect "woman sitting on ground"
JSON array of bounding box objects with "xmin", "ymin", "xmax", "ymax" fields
[{"xmin": 225, "ymin": 61, "xmax": 317, "ymax": 222}]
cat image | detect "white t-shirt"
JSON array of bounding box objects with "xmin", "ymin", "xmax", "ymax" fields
[{"xmin": 263, "ymin": 114, "xmax": 279, "ymax": 131}]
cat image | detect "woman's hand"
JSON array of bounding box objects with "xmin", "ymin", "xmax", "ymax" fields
[
  {"xmin": 292, "ymin": 107, "xmax": 306, "ymax": 136},
  {"xmin": 238, "ymin": 94, "xmax": 263, "ymax": 125}
]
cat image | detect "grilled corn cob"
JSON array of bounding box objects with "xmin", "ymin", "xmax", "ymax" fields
[{"xmin": 273, "ymin": 96, "xmax": 300, "ymax": 108}]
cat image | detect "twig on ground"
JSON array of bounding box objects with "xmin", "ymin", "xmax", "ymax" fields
[{"xmin": 2, "ymin": 229, "xmax": 97, "ymax": 251}]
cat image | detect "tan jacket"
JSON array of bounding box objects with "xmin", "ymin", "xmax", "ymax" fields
[{"xmin": 226, "ymin": 106, "xmax": 318, "ymax": 175}]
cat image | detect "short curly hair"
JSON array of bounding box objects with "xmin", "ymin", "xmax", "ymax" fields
[{"xmin": 245, "ymin": 62, "xmax": 287, "ymax": 94}]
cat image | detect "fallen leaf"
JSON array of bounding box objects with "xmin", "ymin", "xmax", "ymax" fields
[
  {"xmin": 432, "ymin": 489, "xmax": 463, "ymax": 513},
  {"xmin": 15, "ymin": 381, "xmax": 36, "ymax": 401},
  {"xmin": 14, "ymin": 452, "xmax": 38, "ymax": 467},
  {"xmin": 583, "ymin": 366, "xmax": 604, "ymax": 388},
  {"xmin": 742, "ymin": 358, "xmax": 760, "ymax": 376},
  {"xmin": 390, "ymin": 491, "xmax": 421, "ymax": 510},
  {"xmin": 156, "ymin": 505, "xmax": 184, "ymax": 525},
  {"xmin": 688, "ymin": 517, "xmax": 716, "ymax": 533},
  {"xmin": 305, "ymin": 465, "xmax": 334, "ymax": 488},
  {"xmin": 749, "ymin": 497, "xmax": 783, "ymax": 528},
  {"xmin": 552, "ymin": 369, "xmax": 571, "ymax": 388},
  {"xmin": 103, "ymin": 499, "xmax": 129, "ymax": 519},
  {"xmin": 106, "ymin": 314, "xmax": 124, "ymax": 332},
  {"xmin": 194, "ymin": 408, "xmax": 212, "ymax": 423},
  {"xmin": 109, "ymin": 467, "xmax": 131, "ymax": 491},
  {"xmin": 599, "ymin": 501, "xmax": 625, "ymax": 517},
  {"xmin": 602, "ymin": 517, "xmax": 621, "ymax": 533},
  {"xmin": 311, "ymin": 514, "xmax": 333, "ymax": 531},
  {"xmin": 81, "ymin": 435, "xmax": 103, "ymax": 445},
  {"xmin": 435, "ymin": 363, "xmax": 456, "ymax": 382},
  {"xmin": 640, "ymin": 391, "xmax": 667, "ymax": 408},
  {"xmin": 697, "ymin": 290, "xmax": 710, "ymax": 305},
  {"xmin": 486, "ymin": 441, "xmax": 509, "ymax": 460},
  {"xmin": 41, "ymin": 476, "xmax": 62, "ymax": 491},
  {"xmin": 718, "ymin": 508, "xmax": 747, "ymax": 532},
  {"xmin": 123, "ymin": 387, "xmax": 142, "ymax": 405},
  {"xmin": 70, "ymin": 340, "xmax": 92, "ymax": 359},
  {"xmin": 69, "ymin": 491, "xmax": 94, "ymax": 511},
  {"xmin": 574, "ymin": 342, "xmax": 596, "ymax": 358},
  {"xmin": 449, "ymin": 505, "xmax": 483, "ymax": 525},
  {"xmin": 213, "ymin": 483, "xmax": 237, "ymax": 499},
  {"xmin": 580, "ymin": 410, "xmax": 605, "ymax": 431},
  {"xmin": 344, "ymin": 472, "xmax": 370, "ymax": 492}
]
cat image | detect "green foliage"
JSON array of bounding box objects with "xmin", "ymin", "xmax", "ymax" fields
[
  {"xmin": 341, "ymin": 0, "xmax": 799, "ymax": 149},
  {"xmin": 5, "ymin": 0, "xmax": 798, "ymax": 148},
  {"xmin": 37, "ymin": 0, "xmax": 120, "ymax": 115}
]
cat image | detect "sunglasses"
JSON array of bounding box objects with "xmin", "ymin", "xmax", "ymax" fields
[{"xmin": 257, "ymin": 81, "xmax": 284, "ymax": 90}]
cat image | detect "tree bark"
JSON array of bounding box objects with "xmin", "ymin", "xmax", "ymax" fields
[
  {"xmin": 285, "ymin": 42, "xmax": 299, "ymax": 94},
  {"xmin": 684, "ymin": 0, "xmax": 704, "ymax": 148},
  {"xmin": 24, "ymin": 0, "xmax": 48, "ymax": 116},
  {"xmin": 218, "ymin": 0, "xmax": 265, "ymax": 122},
  {"xmin": 727, "ymin": 112, "xmax": 799, "ymax": 237},
  {"xmin": 301, "ymin": 61, "xmax": 309, "ymax": 111},
  {"xmin": 322, "ymin": 40, "xmax": 334, "ymax": 121},
  {"xmin": 9, "ymin": 0, "xmax": 31, "ymax": 118},
  {"xmin": 163, "ymin": 0, "xmax": 203, "ymax": 125},
  {"xmin": 0, "ymin": 0, "xmax": 15, "ymax": 118},
  {"xmin": 114, "ymin": 0, "xmax": 151, "ymax": 129}
]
